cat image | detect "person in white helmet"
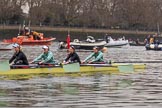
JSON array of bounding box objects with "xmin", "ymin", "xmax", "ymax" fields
[
  {"xmin": 9, "ymin": 43, "xmax": 28, "ymax": 65},
  {"xmin": 31, "ymin": 45, "xmax": 56, "ymax": 64}
]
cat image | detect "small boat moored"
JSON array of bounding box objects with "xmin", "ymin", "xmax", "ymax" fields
[
  {"xmin": 4, "ymin": 36, "xmax": 56, "ymax": 45},
  {"xmin": 104, "ymin": 36, "xmax": 129, "ymax": 47},
  {"xmin": 3, "ymin": 27, "xmax": 56, "ymax": 45},
  {"xmin": 145, "ymin": 44, "xmax": 162, "ymax": 50},
  {"xmin": 59, "ymin": 36, "xmax": 106, "ymax": 50},
  {"xmin": 145, "ymin": 37, "xmax": 162, "ymax": 50}
]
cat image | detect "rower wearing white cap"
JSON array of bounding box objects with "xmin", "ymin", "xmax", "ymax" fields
[
  {"xmin": 31, "ymin": 45, "xmax": 56, "ymax": 64},
  {"xmin": 9, "ymin": 43, "xmax": 29, "ymax": 65}
]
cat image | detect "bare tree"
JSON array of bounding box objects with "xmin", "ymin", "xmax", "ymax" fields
[{"xmin": 1, "ymin": 0, "xmax": 162, "ymax": 31}]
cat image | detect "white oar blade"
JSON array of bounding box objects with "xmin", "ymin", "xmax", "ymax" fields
[
  {"xmin": 63, "ymin": 63, "xmax": 80, "ymax": 72},
  {"xmin": 0, "ymin": 61, "xmax": 10, "ymax": 71},
  {"xmin": 118, "ymin": 64, "xmax": 134, "ymax": 72}
]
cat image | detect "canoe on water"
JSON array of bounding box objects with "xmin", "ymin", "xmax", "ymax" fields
[{"xmin": 0, "ymin": 61, "xmax": 146, "ymax": 76}]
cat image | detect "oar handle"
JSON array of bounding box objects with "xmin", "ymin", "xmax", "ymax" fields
[{"xmin": 11, "ymin": 63, "xmax": 61, "ymax": 69}]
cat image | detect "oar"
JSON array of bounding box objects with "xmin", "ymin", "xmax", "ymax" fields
[
  {"xmin": 0, "ymin": 61, "xmax": 10, "ymax": 71},
  {"xmin": 62, "ymin": 63, "xmax": 80, "ymax": 72},
  {"xmin": 81, "ymin": 64, "xmax": 112, "ymax": 67},
  {"xmin": 81, "ymin": 63, "xmax": 135, "ymax": 72},
  {"xmin": 83, "ymin": 61, "xmax": 135, "ymax": 72},
  {"xmin": 30, "ymin": 61, "xmax": 60, "ymax": 66},
  {"xmin": 114, "ymin": 60, "xmax": 162, "ymax": 63},
  {"xmin": 11, "ymin": 64, "xmax": 39, "ymax": 69},
  {"xmin": 11, "ymin": 63, "xmax": 60, "ymax": 69},
  {"xmin": 117, "ymin": 64, "xmax": 134, "ymax": 73}
]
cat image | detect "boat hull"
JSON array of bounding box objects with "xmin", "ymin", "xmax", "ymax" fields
[
  {"xmin": 0, "ymin": 64, "xmax": 146, "ymax": 76},
  {"xmin": 3, "ymin": 38, "xmax": 56, "ymax": 45},
  {"xmin": 21, "ymin": 38, "xmax": 55, "ymax": 45},
  {"xmin": 70, "ymin": 41, "xmax": 106, "ymax": 50},
  {"xmin": 105, "ymin": 40, "xmax": 128, "ymax": 47},
  {"xmin": 105, "ymin": 43, "xmax": 128, "ymax": 47},
  {"xmin": 60, "ymin": 41, "xmax": 106, "ymax": 50},
  {"xmin": 70, "ymin": 45, "xmax": 105, "ymax": 50},
  {"xmin": 145, "ymin": 44, "xmax": 162, "ymax": 50}
]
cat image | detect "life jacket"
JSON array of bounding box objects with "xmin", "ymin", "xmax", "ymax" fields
[
  {"xmin": 33, "ymin": 31, "xmax": 44, "ymax": 40},
  {"xmin": 33, "ymin": 31, "xmax": 39, "ymax": 36},
  {"xmin": 150, "ymin": 38, "xmax": 154, "ymax": 44}
]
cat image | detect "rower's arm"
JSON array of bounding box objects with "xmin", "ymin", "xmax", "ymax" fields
[
  {"xmin": 9, "ymin": 54, "xmax": 16, "ymax": 64},
  {"xmin": 84, "ymin": 53, "xmax": 94, "ymax": 62},
  {"xmin": 42, "ymin": 52, "xmax": 53, "ymax": 63},
  {"xmin": 65, "ymin": 54, "xmax": 71, "ymax": 62},
  {"xmin": 91, "ymin": 53, "xmax": 103, "ymax": 62},
  {"xmin": 33, "ymin": 54, "xmax": 43, "ymax": 62}
]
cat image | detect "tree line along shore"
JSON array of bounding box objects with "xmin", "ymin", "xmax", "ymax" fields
[{"xmin": 0, "ymin": 0, "xmax": 162, "ymax": 32}]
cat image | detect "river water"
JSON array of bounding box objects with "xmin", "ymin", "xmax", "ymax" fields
[{"xmin": 0, "ymin": 42, "xmax": 162, "ymax": 108}]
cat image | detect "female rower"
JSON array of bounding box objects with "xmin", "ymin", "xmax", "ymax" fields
[
  {"xmin": 82, "ymin": 46, "xmax": 104, "ymax": 64},
  {"xmin": 9, "ymin": 43, "xmax": 29, "ymax": 65},
  {"xmin": 63, "ymin": 46, "xmax": 81, "ymax": 64},
  {"xmin": 31, "ymin": 45, "xmax": 56, "ymax": 64}
]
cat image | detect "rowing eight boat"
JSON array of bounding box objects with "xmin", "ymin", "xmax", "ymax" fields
[{"xmin": 0, "ymin": 62, "xmax": 146, "ymax": 76}]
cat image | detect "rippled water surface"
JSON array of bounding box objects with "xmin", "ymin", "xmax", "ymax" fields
[{"xmin": 0, "ymin": 43, "xmax": 162, "ymax": 108}]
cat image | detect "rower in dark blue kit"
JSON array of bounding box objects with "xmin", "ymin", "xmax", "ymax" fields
[
  {"xmin": 9, "ymin": 43, "xmax": 29, "ymax": 65},
  {"xmin": 63, "ymin": 46, "xmax": 81, "ymax": 64}
]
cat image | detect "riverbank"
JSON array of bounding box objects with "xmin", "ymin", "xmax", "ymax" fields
[
  {"xmin": 0, "ymin": 25, "xmax": 156, "ymax": 35},
  {"xmin": 0, "ymin": 25, "xmax": 156, "ymax": 41}
]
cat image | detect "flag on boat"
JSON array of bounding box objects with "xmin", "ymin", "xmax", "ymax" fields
[{"xmin": 66, "ymin": 34, "xmax": 70, "ymax": 49}]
